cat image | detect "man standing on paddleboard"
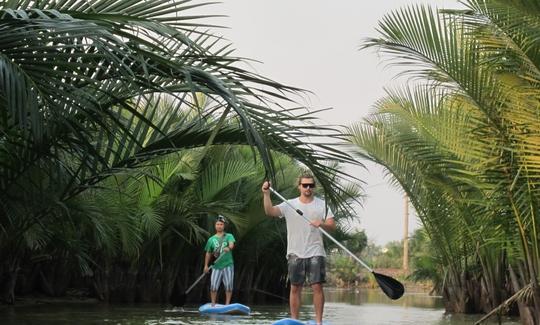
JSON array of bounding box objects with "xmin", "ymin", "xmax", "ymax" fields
[
  {"xmin": 262, "ymin": 172, "xmax": 336, "ymax": 325},
  {"xmin": 203, "ymin": 215, "xmax": 236, "ymax": 306}
]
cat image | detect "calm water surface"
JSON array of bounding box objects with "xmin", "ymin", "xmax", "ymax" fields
[{"xmin": 1, "ymin": 289, "xmax": 519, "ymax": 325}]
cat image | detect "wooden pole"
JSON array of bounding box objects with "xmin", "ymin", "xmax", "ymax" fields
[{"xmin": 403, "ymin": 194, "xmax": 409, "ymax": 272}]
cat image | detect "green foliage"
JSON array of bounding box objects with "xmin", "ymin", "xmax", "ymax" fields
[
  {"xmin": 327, "ymin": 229, "xmax": 367, "ymax": 286},
  {"xmin": 367, "ymin": 241, "xmax": 403, "ymax": 269},
  {"xmin": 329, "ymin": 255, "xmax": 362, "ymax": 286},
  {"xmin": 351, "ymin": 0, "xmax": 540, "ymax": 316},
  {"xmin": 343, "ymin": 230, "xmax": 368, "ymax": 255},
  {"xmin": 0, "ymin": 0, "xmax": 362, "ymax": 303},
  {"xmin": 407, "ymin": 229, "xmax": 442, "ymax": 288}
]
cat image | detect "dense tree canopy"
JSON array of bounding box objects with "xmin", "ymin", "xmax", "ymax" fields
[{"xmin": 0, "ymin": 0, "xmax": 361, "ymax": 304}]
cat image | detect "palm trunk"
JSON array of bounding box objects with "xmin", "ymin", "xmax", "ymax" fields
[
  {"xmin": 0, "ymin": 260, "xmax": 19, "ymax": 304},
  {"xmin": 92, "ymin": 260, "xmax": 110, "ymax": 302},
  {"xmin": 509, "ymin": 264, "xmax": 536, "ymax": 325}
]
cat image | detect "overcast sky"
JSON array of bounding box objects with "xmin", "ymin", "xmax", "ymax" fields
[{"xmin": 202, "ymin": 0, "xmax": 462, "ymax": 245}]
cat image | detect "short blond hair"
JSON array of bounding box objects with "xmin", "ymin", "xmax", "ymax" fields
[{"xmin": 297, "ymin": 172, "xmax": 315, "ymax": 185}]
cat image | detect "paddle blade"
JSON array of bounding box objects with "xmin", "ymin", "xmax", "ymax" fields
[{"xmin": 373, "ymin": 271, "xmax": 404, "ymax": 300}]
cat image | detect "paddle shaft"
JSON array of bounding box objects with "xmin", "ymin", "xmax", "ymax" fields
[
  {"xmin": 269, "ymin": 187, "xmax": 374, "ymax": 273},
  {"xmin": 185, "ymin": 247, "xmax": 227, "ymax": 295},
  {"xmin": 185, "ymin": 271, "xmax": 208, "ymax": 295}
]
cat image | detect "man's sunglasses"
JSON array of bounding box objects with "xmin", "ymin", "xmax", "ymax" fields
[{"xmin": 300, "ymin": 183, "xmax": 316, "ymax": 189}]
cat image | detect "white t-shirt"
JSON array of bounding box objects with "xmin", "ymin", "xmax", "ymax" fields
[{"xmin": 277, "ymin": 197, "xmax": 334, "ymax": 258}]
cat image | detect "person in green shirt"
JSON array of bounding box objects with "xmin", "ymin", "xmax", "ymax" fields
[{"xmin": 204, "ymin": 215, "xmax": 236, "ymax": 306}]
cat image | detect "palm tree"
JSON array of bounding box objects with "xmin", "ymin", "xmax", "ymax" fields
[
  {"xmin": 30, "ymin": 144, "xmax": 361, "ymax": 304},
  {"xmin": 350, "ymin": 1, "xmax": 540, "ymax": 322},
  {"xmin": 0, "ymin": 0, "xmax": 359, "ymax": 303}
]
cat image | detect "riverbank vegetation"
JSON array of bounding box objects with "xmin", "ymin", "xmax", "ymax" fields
[
  {"xmin": 0, "ymin": 0, "xmax": 360, "ymax": 305},
  {"xmin": 350, "ymin": 1, "xmax": 540, "ymax": 323}
]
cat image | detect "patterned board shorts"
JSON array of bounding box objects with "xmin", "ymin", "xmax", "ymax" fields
[
  {"xmin": 210, "ymin": 265, "xmax": 234, "ymax": 292},
  {"xmin": 287, "ymin": 255, "xmax": 326, "ymax": 285}
]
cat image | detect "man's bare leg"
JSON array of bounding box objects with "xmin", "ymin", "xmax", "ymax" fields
[
  {"xmin": 290, "ymin": 284, "xmax": 303, "ymax": 319},
  {"xmin": 312, "ymin": 283, "xmax": 324, "ymax": 324},
  {"xmin": 225, "ymin": 290, "xmax": 232, "ymax": 305},
  {"xmin": 210, "ymin": 291, "xmax": 217, "ymax": 306}
]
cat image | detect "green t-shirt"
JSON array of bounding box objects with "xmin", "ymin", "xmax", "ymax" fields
[{"xmin": 204, "ymin": 233, "xmax": 235, "ymax": 270}]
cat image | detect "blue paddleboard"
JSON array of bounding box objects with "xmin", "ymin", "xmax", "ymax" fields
[
  {"xmin": 198, "ymin": 303, "xmax": 251, "ymax": 315},
  {"xmin": 272, "ymin": 318, "xmax": 330, "ymax": 325}
]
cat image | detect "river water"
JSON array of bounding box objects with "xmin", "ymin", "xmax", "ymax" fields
[{"xmin": 1, "ymin": 289, "xmax": 519, "ymax": 324}]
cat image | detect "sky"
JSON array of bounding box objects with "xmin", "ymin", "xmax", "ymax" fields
[{"xmin": 200, "ymin": 0, "xmax": 462, "ymax": 245}]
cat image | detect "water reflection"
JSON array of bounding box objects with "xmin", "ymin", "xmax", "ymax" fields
[
  {"xmin": 301, "ymin": 288, "xmax": 517, "ymax": 325},
  {"xmin": 0, "ymin": 289, "xmax": 520, "ymax": 325},
  {"xmin": 313, "ymin": 288, "xmax": 445, "ymax": 309}
]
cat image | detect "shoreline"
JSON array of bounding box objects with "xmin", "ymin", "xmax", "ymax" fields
[
  {"xmin": 2, "ymin": 283, "xmax": 436, "ymax": 308},
  {"xmin": 1, "ymin": 294, "xmax": 100, "ymax": 308}
]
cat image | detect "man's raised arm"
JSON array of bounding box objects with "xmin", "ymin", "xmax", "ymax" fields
[{"xmin": 262, "ymin": 181, "xmax": 281, "ymax": 217}]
